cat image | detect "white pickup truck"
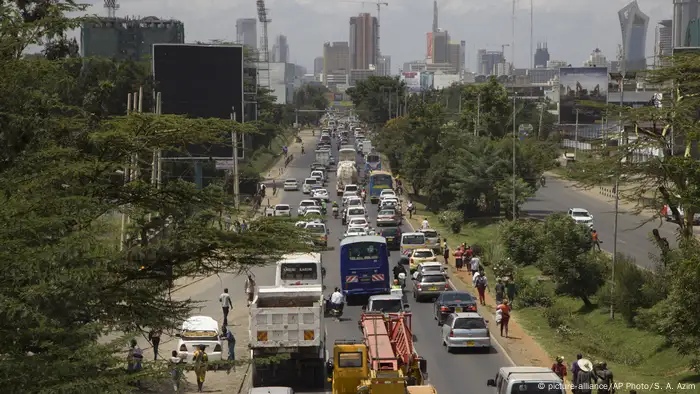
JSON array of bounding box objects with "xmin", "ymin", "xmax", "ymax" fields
[{"xmin": 249, "ymin": 285, "xmax": 327, "ymax": 389}]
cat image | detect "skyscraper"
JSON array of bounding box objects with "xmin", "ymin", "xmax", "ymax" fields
[
  {"xmin": 349, "ymin": 13, "xmax": 379, "ymax": 69},
  {"xmin": 236, "ymin": 18, "xmax": 257, "ymax": 50},
  {"xmin": 377, "ymin": 55, "xmax": 391, "ymax": 76},
  {"xmin": 674, "ymin": 0, "xmax": 700, "ymax": 48},
  {"xmin": 448, "ymin": 42, "xmax": 461, "ymax": 73},
  {"xmin": 477, "ymin": 49, "xmax": 504, "ymax": 76},
  {"xmin": 618, "ymin": 0, "xmax": 649, "ymax": 71},
  {"xmin": 533, "ymin": 42, "xmax": 550, "ymax": 68},
  {"xmin": 656, "ymin": 20, "xmax": 673, "ymax": 68},
  {"xmin": 432, "ymin": 29, "xmax": 450, "ymax": 63},
  {"xmin": 314, "ymin": 56, "xmax": 324, "ymax": 75},
  {"xmin": 323, "ymin": 41, "xmax": 350, "ymax": 87},
  {"xmin": 271, "ymin": 35, "xmax": 289, "ymax": 63},
  {"xmin": 432, "ymin": 0, "xmax": 438, "ymax": 33}
]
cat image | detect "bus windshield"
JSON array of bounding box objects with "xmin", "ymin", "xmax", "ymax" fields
[{"xmin": 367, "ymin": 154, "xmax": 380, "ymax": 162}]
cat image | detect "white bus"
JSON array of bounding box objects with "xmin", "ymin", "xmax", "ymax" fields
[{"xmin": 275, "ymin": 253, "xmax": 325, "ymax": 287}]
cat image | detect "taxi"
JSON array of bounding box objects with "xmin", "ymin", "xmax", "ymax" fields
[
  {"xmin": 408, "ymin": 248, "xmax": 438, "ymax": 273},
  {"xmin": 176, "ymin": 316, "xmax": 223, "ymax": 367}
]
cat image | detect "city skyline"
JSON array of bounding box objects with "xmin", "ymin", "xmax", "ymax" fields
[{"xmin": 76, "ymin": 0, "xmax": 666, "ymax": 72}]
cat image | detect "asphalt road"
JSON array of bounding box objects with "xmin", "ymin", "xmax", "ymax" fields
[
  {"xmin": 523, "ymin": 177, "xmax": 677, "ymax": 270},
  {"xmin": 264, "ymin": 136, "xmax": 511, "ymax": 394}
]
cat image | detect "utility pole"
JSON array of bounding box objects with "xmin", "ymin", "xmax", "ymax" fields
[
  {"xmin": 512, "ymin": 92, "xmax": 517, "ymax": 220},
  {"xmin": 574, "ymin": 109, "xmax": 579, "ymax": 158},
  {"xmin": 537, "ymin": 100, "xmax": 544, "ymax": 139},
  {"xmin": 530, "ymin": 0, "xmax": 534, "ymax": 70},
  {"xmin": 232, "ymin": 109, "xmax": 240, "ymax": 210},
  {"xmin": 511, "ymin": 0, "xmax": 516, "ymax": 70}
]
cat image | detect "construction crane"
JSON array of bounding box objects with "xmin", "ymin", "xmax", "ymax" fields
[{"xmin": 340, "ymin": 1, "xmax": 388, "ymax": 64}]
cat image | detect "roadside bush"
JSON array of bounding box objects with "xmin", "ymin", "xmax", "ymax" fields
[
  {"xmin": 516, "ymin": 278, "xmax": 554, "ymax": 308},
  {"xmin": 498, "ymin": 219, "xmax": 544, "ymax": 265},
  {"xmin": 492, "ymin": 258, "xmax": 517, "ymax": 281},
  {"xmin": 596, "ymin": 253, "xmax": 668, "ymax": 326},
  {"xmin": 437, "ymin": 210, "xmax": 463, "ymax": 233},
  {"xmin": 634, "ymin": 300, "xmax": 668, "ymax": 334},
  {"xmin": 481, "ymin": 241, "xmax": 505, "ymax": 268},
  {"xmin": 543, "ymin": 303, "xmax": 570, "ymax": 328}
]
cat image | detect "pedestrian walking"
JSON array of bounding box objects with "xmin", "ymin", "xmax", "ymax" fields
[
  {"xmin": 219, "ymin": 288, "xmax": 233, "ymax": 326},
  {"xmin": 552, "ymin": 356, "xmax": 567, "ymax": 381},
  {"xmin": 475, "ymin": 271, "xmax": 488, "ymax": 305},
  {"xmin": 421, "ymin": 217, "xmax": 429, "ymax": 229},
  {"xmin": 594, "ymin": 362, "xmax": 614, "ymax": 394},
  {"xmin": 505, "ymin": 277, "xmax": 517, "ymax": 307},
  {"xmin": 245, "ymin": 274, "xmax": 256, "ymax": 307},
  {"xmin": 193, "ymin": 345, "xmax": 208, "ymax": 392},
  {"xmin": 127, "ymin": 339, "xmax": 143, "ymax": 387},
  {"xmin": 591, "ymin": 229, "xmax": 601, "ymax": 251},
  {"xmin": 494, "ymin": 278, "xmax": 505, "ymax": 305},
  {"xmin": 571, "ymin": 353, "xmax": 583, "ymax": 393},
  {"xmin": 169, "ymin": 350, "xmax": 184, "ymax": 392},
  {"xmin": 272, "ymin": 180, "xmax": 277, "ymax": 196},
  {"xmin": 497, "ymin": 300, "xmax": 511, "ymax": 338},
  {"xmin": 442, "ymin": 239, "xmax": 450, "ymax": 265},
  {"xmin": 469, "ymin": 254, "xmax": 481, "ymax": 276},
  {"xmin": 221, "ymin": 326, "xmax": 237, "ymax": 373},
  {"xmin": 148, "ymin": 328, "xmax": 162, "ymax": 360},
  {"xmin": 573, "ymin": 358, "xmax": 596, "ymax": 394}
]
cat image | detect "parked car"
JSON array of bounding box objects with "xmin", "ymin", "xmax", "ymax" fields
[
  {"xmin": 433, "ymin": 291, "xmax": 478, "ymax": 325},
  {"xmin": 176, "ymin": 316, "xmax": 223, "ymax": 367},
  {"xmin": 441, "ymin": 312, "xmax": 491, "ymax": 353}
]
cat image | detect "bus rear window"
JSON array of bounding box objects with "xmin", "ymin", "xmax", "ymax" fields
[
  {"xmin": 280, "ymin": 263, "xmax": 318, "ymax": 280},
  {"xmin": 347, "ymin": 242, "xmax": 381, "ymax": 260},
  {"xmin": 402, "ymin": 235, "xmax": 425, "ymax": 245}
]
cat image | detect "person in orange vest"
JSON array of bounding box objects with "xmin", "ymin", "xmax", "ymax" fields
[{"xmin": 591, "ymin": 229, "xmax": 601, "ymax": 251}]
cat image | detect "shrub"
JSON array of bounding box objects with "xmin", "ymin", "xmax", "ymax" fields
[
  {"xmin": 492, "ymin": 258, "xmax": 517, "ymax": 281},
  {"xmin": 498, "ymin": 219, "xmax": 544, "ymax": 265},
  {"xmin": 516, "ymin": 278, "xmax": 554, "ymax": 308},
  {"xmin": 543, "ymin": 303, "xmax": 570, "ymax": 328},
  {"xmin": 437, "ymin": 210, "xmax": 463, "ymax": 234},
  {"xmin": 482, "ymin": 241, "xmax": 506, "ymax": 268}
]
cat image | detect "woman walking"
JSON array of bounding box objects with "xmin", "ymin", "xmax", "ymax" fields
[{"xmin": 497, "ymin": 300, "xmax": 512, "ymax": 338}]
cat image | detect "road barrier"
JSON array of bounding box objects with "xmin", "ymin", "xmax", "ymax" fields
[{"xmin": 599, "ymin": 186, "xmax": 616, "ymax": 198}]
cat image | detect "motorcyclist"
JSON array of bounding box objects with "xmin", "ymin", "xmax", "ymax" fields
[
  {"xmin": 332, "ymin": 201, "xmax": 339, "ymax": 218},
  {"xmin": 361, "ymin": 188, "xmax": 367, "ymax": 201},
  {"xmin": 330, "ymin": 287, "xmax": 344, "ymax": 311},
  {"xmin": 398, "ymin": 271, "xmax": 407, "ymax": 289},
  {"xmin": 406, "ymin": 201, "xmax": 415, "ymax": 219},
  {"xmin": 301, "ymin": 144, "xmax": 305, "ymax": 154},
  {"xmin": 321, "ymin": 200, "xmax": 327, "ymax": 214}
]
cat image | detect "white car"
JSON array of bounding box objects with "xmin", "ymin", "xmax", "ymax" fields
[
  {"xmin": 176, "ymin": 316, "xmax": 223, "ymax": 365},
  {"xmin": 346, "ymin": 206, "xmax": 367, "ymax": 222},
  {"xmin": 380, "ymin": 189, "xmax": 396, "ymax": 199},
  {"xmin": 274, "ymin": 204, "xmax": 292, "ymax": 216},
  {"xmin": 310, "ymin": 170, "xmax": 326, "ymax": 185},
  {"xmin": 304, "ymin": 208, "xmax": 323, "ymax": 218},
  {"xmin": 344, "ymin": 227, "xmax": 368, "ymax": 238},
  {"xmin": 347, "ymin": 217, "xmax": 369, "ymax": 230},
  {"xmin": 342, "ymin": 191, "xmax": 359, "ymax": 205},
  {"xmin": 346, "ymin": 196, "xmax": 363, "ymax": 207},
  {"xmin": 295, "ymin": 221, "xmax": 307, "ymax": 228},
  {"xmin": 568, "ymin": 208, "xmax": 594, "ymax": 228},
  {"xmin": 344, "ymin": 184, "xmax": 359, "ymax": 194},
  {"xmin": 311, "ymin": 188, "xmax": 330, "ymax": 201},
  {"xmin": 302, "ymin": 177, "xmax": 319, "ymax": 194},
  {"xmin": 298, "ymin": 199, "xmax": 319, "ymax": 216},
  {"xmin": 283, "ymin": 178, "xmax": 298, "ymax": 191}
]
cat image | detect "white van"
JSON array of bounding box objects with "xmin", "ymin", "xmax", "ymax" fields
[
  {"xmin": 302, "ymin": 177, "xmax": 318, "ymax": 194},
  {"xmin": 400, "ymin": 232, "xmax": 428, "ymax": 256},
  {"xmin": 275, "ymin": 253, "xmax": 324, "ymax": 287}
]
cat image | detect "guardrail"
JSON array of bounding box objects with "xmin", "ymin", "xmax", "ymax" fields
[{"xmin": 599, "ymin": 186, "xmax": 616, "ymax": 198}]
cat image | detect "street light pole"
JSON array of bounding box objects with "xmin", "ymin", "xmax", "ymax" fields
[{"xmin": 512, "ymin": 92, "xmax": 517, "ymax": 221}]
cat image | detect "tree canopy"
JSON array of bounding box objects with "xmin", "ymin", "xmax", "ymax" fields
[{"xmin": 0, "ymin": 3, "xmax": 314, "ymax": 392}]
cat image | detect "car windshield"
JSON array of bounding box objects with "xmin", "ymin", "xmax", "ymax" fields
[
  {"xmin": 420, "ymin": 275, "xmax": 446, "ymax": 283},
  {"xmin": 509, "ymin": 382, "xmax": 562, "ymax": 394},
  {"xmin": 312, "ymin": 172, "xmax": 323, "ymax": 177},
  {"xmin": 380, "ymin": 228, "xmax": 399, "ymax": 236},
  {"xmin": 348, "ymin": 199, "xmax": 362, "ymax": 205},
  {"xmin": 306, "ymin": 225, "xmax": 325, "ymax": 234},
  {"xmin": 379, "ymin": 210, "xmax": 395, "ymax": 216},
  {"xmin": 348, "ymin": 208, "xmax": 364, "ymax": 215},
  {"xmin": 402, "ymin": 234, "xmax": 425, "ymax": 245},
  {"xmin": 422, "ymin": 266, "xmax": 442, "ymax": 272},
  {"xmin": 345, "ymin": 185, "xmax": 358, "ymax": 192},
  {"xmin": 413, "ymin": 251, "xmax": 433, "ymax": 258},
  {"xmin": 276, "ymin": 205, "xmax": 290, "ymax": 210},
  {"xmin": 305, "ymin": 179, "xmax": 317, "ymax": 185},
  {"xmin": 440, "ymin": 292, "xmax": 474, "ymax": 303},
  {"xmin": 301, "ymin": 201, "xmax": 316, "ymax": 207},
  {"xmin": 285, "ymin": 179, "xmax": 296, "ymax": 184},
  {"xmin": 348, "ymin": 228, "xmax": 364, "ymax": 234},
  {"xmin": 369, "ymin": 299, "xmax": 403, "ymax": 313},
  {"xmin": 571, "ymin": 211, "xmax": 589, "ymax": 217},
  {"xmin": 422, "ymin": 230, "xmax": 438, "ymax": 238},
  {"xmin": 350, "ymin": 218, "xmax": 367, "ymax": 225},
  {"xmin": 454, "ymin": 318, "xmax": 487, "ymax": 330},
  {"xmin": 180, "ymin": 329, "xmax": 218, "ymax": 341}
]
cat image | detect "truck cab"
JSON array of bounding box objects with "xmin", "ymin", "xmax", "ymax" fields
[
  {"xmin": 328, "ymin": 341, "xmax": 368, "ymax": 394},
  {"xmin": 487, "ymin": 367, "xmax": 565, "ymax": 394},
  {"xmin": 275, "ymin": 253, "xmax": 325, "ymax": 287}
]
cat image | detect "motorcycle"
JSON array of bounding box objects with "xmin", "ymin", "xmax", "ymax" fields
[
  {"xmin": 361, "ymin": 191, "xmax": 366, "ymax": 202},
  {"xmin": 321, "ymin": 206, "xmax": 327, "ymax": 215},
  {"xmin": 324, "ymin": 296, "xmax": 344, "ymax": 318},
  {"xmin": 332, "ymin": 206, "xmax": 339, "ymax": 218}
]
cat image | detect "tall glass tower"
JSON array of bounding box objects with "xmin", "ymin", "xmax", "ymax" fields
[{"xmin": 618, "ymin": 1, "xmax": 649, "ymax": 71}]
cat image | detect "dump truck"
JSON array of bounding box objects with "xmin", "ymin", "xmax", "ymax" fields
[
  {"xmin": 336, "ymin": 161, "xmax": 359, "ymax": 196},
  {"xmin": 249, "ymin": 285, "xmax": 327, "ymax": 389},
  {"xmin": 328, "ymin": 312, "xmax": 427, "ymax": 394}
]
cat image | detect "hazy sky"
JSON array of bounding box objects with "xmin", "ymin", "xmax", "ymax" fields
[{"xmin": 80, "ymin": 0, "xmax": 670, "ymax": 72}]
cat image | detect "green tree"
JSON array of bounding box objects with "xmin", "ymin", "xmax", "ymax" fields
[
  {"xmin": 499, "ymin": 219, "xmax": 544, "ymax": 265},
  {"xmin": 346, "ymin": 76, "xmax": 406, "ymax": 127},
  {"xmin": 538, "ymin": 213, "xmax": 608, "ymax": 306},
  {"xmin": 496, "ymin": 175, "xmax": 535, "ymax": 219}
]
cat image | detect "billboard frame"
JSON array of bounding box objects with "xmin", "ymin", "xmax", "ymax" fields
[
  {"xmin": 558, "ymin": 67, "xmax": 609, "ymax": 125},
  {"xmin": 152, "ymin": 43, "xmax": 244, "ymax": 159}
]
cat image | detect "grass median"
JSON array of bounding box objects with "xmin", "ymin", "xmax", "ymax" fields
[{"xmin": 402, "ymin": 200, "xmax": 697, "ymax": 392}]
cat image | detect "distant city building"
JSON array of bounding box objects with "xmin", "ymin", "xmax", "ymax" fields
[
  {"xmin": 459, "ymin": 41, "xmax": 466, "ymax": 72},
  {"xmin": 269, "ymin": 62, "xmax": 296, "ymax": 104},
  {"xmin": 236, "ymin": 18, "xmax": 257, "ymax": 50},
  {"xmin": 271, "ymin": 35, "xmax": 289, "ymax": 63},
  {"xmin": 685, "ymin": 18, "xmax": 700, "ymax": 45},
  {"xmin": 546, "ymin": 60, "xmax": 568, "ymax": 69},
  {"xmin": 534, "ymin": 42, "xmax": 550, "ymax": 68},
  {"xmin": 314, "ymin": 56, "xmax": 324, "ymax": 75},
  {"xmin": 656, "ymin": 20, "xmax": 673, "ymax": 68},
  {"xmin": 477, "ymin": 49, "xmax": 504, "ymax": 76},
  {"xmin": 349, "ymin": 69, "xmax": 377, "ymax": 86},
  {"xmin": 402, "ymin": 60, "xmax": 426, "ymax": 72},
  {"xmin": 323, "ymin": 41, "xmax": 350, "ymax": 88},
  {"xmin": 447, "ymin": 42, "xmax": 461, "ymax": 73},
  {"xmin": 619, "ymin": 1, "xmax": 649, "ymax": 71},
  {"xmin": 584, "ymin": 48, "xmax": 609, "ymax": 68},
  {"xmin": 527, "ymin": 68, "xmax": 558, "ymax": 85},
  {"xmin": 432, "ymin": 30, "xmax": 450, "ymax": 63},
  {"xmin": 80, "ymin": 16, "xmax": 184, "ymax": 60},
  {"xmin": 349, "ymin": 13, "xmax": 378, "ymax": 70},
  {"xmin": 377, "ymin": 55, "xmax": 391, "ymax": 76},
  {"xmin": 495, "ymin": 62, "xmax": 511, "ymax": 76},
  {"xmin": 673, "ymin": 0, "xmax": 700, "ymax": 48}
]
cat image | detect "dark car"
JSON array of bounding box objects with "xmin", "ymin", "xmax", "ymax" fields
[
  {"xmin": 379, "ymin": 226, "xmax": 402, "ymax": 250},
  {"xmin": 434, "ymin": 291, "xmax": 478, "ymax": 325}
]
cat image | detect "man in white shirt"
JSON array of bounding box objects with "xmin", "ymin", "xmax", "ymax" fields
[
  {"xmin": 421, "ymin": 218, "xmax": 429, "ymax": 229},
  {"xmin": 219, "ymin": 288, "xmax": 233, "ymax": 326},
  {"xmin": 470, "ymin": 256, "xmax": 481, "ymax": 275},
  {"xmin": 330, "ymin": 287, "xmax": 344, "ymax": 310}
]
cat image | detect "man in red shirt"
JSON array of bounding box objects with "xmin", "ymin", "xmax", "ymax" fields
[{"xmin": 552, "ymin": 356, "xmax": 567, "ymax": 381}]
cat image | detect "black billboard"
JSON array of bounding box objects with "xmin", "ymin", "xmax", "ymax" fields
[{"xmin": 153, "ymin": 44, "xmax": 243, "ymax": 158}]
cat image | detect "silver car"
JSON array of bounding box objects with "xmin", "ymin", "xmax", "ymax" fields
[
  {"xmin": 441, "ymin": 312, "xmax": 491, "ymax": 353},
  {"xmin": 412, "ymin": 273, "xmax": 448, "ymax": 302}
]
